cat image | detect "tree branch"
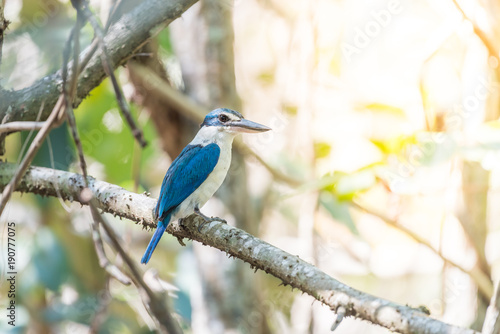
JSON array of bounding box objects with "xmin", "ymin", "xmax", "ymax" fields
[
  {"xmin": 0, "ymin": 0, "xmax": 198, "ymax": 121},
  {"xmin": 80, "ymin": 2, "xmax": 147, "ymax": 148},
  {"xmin": 450, "ymin": 0, "xmax": 499, "ymax": 64},
  {"xmin": 350, "ymin": 200, "xmax": 493, "ymax": 300},
  {"xmin": 0, "ymin": 121, "xmax": 45, "ymax": 134},
  {"xmin": 0, "ymin": 161, "xmax": 479, "ymax": 334}
]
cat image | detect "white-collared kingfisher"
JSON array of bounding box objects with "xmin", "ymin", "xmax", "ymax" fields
[{"xmin": 141, "ymin": 108, "xmax": 271, "ymax": 264}]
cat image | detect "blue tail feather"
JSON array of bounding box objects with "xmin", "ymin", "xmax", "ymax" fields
[{"xmin": 141, "ymin": 220, "xmax": 168, "ymax": 264}]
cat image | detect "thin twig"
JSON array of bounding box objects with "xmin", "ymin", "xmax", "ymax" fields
[
  {"xmin": 78, "ymin": 38, "xmax": 98, "ymax": 73},
  {"xmin": 69, "ymin": 11, "xmax": 81, "ymax": 100},
  {"xmin": 0, "ymin": 95, "xmax": 65, "ymax": 217},
  {"xmin": 16, "ymin": 102, "xmax": 47, "ymax": 164},
  {"xmin": 62, "ymin": 26, "xmax": 75, "ymax": 99},
  {"xmin": 0, "ymin": 121, "xmax": 46, "ymax": 134},
  {"xmin": 104, "ymin": 0, "xmax": 123, "ymax": 32},
  {"xmin": 88, "ymin": 204, "xmax": 131, "ymax": 285},
  {"xmin": 451, "ymin": 0, "xmax": 499, "ymax": 68},
  {"xmin": 62, "ymin": 12, "xmax": 88, "ymax": 184},
  {"xmin": 89, "ymin": 201, "xmax": 183, "ymax": 334},
  {"xmin": 350, "ymin": 199, "xmax": 493, "ymax": 300},
  {"xmin": 80, "ymin": 2, "xmax": 147, "ymax": 148}
]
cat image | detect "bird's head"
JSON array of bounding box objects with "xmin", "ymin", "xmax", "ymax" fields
[{"xmin": 201, "ymin": 108, "xmax": 271, "ymax": 134}]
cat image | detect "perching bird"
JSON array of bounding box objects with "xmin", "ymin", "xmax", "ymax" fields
[{"xmin": 141, "ymin": 108, "xmax": 271, "ymax": 264}]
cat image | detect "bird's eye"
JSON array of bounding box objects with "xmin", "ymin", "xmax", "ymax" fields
[{"xmin": 219, "ymin": 114, "xmax": 230, "ymax": 123}]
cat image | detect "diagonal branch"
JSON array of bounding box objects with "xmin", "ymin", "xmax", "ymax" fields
[
  {"xmin": 450, "ymin": 0, "xmax": 499, "ymax": 62},
  {"xmin": 350, "ymin": 200, "xmax": 493, "ymax": 300},
  {"xmin": 0, "ymin": 0, "xmax": 198, "ymax": 121},
  {"xmin": 125, "ymin": 63, "xmax": 495, "ymax": 303},
  {"xmin": 0, "ymin": 161, "xmax": 478, "ymax": 334},
  {"xmin": 0, "ymin": 97, "xmax": 65, "ymax": 216}
]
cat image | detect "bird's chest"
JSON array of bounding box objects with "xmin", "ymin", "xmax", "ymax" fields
[{"xmin": 197, "ymin": 147, "xmax": 231, "ymax": 203}]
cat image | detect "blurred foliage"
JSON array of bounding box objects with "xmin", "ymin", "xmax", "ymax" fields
[
  {"xmin": 313, "ymin": 141, "xmax": 331, "ymax": 159},
  {"xmin": 3, "ymin": 0, "xmax": 500, "ymax": 333},
  {"xmin": 157, "ymin": 28, "xmax": 174, "ymax": 54},
  {"xmin": 371, "ymin": 134, "xmax": 418, "ymax": 155},
  {"xmin": 76, "ymin": 77, "xmax": 157, "ymax": 190},
  {"xmin": 319, "ymin": 191, "xmax": 357, "ymax": 234}
]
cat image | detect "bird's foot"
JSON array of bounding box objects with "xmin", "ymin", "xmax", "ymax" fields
[
  {"xmin": 178, "ymin": 217, "xmax": 187, "ymax": 228},
  {"xmin": 194, "ymin": 207, "xmax": 226, "ymax": 232}
]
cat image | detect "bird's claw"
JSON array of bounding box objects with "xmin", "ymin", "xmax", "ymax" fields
[
  {"xmin": 197, "ymin": 222, "xmax": 207, "ymax": 233},
  {"xmin": 197, "ymin": 217, "xmax": 226, "ymax": 232}
]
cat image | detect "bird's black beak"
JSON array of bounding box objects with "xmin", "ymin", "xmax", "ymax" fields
[{"xmin": 231, "ymin": 119, "xmax": 271, "ymax": 133}]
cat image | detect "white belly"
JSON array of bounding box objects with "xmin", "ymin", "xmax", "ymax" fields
[{"xmin": 172, "ymin": 141, "xmax": 232, "ymax": 220}]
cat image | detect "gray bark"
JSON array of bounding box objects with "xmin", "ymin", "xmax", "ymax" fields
[
  {"xmin": 0, "ymin": 161, "xmax": 479, "ymax": 334},
  {"xmin": 0, "ymin": 0, "xmax": 198, "ymax": 120}
]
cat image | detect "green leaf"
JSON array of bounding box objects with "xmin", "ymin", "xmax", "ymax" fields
[{"xmin": 319, "ymin": 192, "xmax": 358, "ymax": 235}]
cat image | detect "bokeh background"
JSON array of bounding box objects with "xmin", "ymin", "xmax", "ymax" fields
[{"xmin": 1, "ymin": 0, "xmax": 500, "ymax": 333}]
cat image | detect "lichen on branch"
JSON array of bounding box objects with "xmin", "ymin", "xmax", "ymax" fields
[{"xmin": 0, "ymin": 162, "xmax": 478, "ymax": 334}]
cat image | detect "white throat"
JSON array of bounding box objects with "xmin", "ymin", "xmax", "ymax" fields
[{"xmin": 190, "ymin": 126, "xmax": 237, "ymax": 147}]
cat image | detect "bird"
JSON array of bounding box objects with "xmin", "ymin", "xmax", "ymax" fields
[{"xmin": 141, "ymin": 108, "xmax": 271, "ymax": 264}]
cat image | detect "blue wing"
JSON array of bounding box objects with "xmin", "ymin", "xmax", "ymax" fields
[
  {"xmin": 142, "ymin": 143, "xmax": 220, "ymax": 264},
  {"xmin": 155, "ymin": 143, "xmax": 221, "ymax": 222}
]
